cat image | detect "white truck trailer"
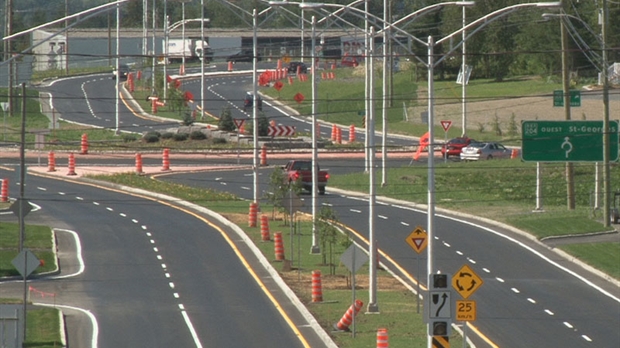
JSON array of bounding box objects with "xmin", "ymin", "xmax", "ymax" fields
[{"xmin": 164, "ymin": 39, "xmax": 212, "ymax": 63}]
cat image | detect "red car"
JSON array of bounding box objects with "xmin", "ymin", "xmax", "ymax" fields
[
  {"xmin": 441, "ymin": 137, "xmax": 477, "ymax": 158},
  {"xmin": 341, "ymin": 56, "xmax": 359, "ymax": 67}
]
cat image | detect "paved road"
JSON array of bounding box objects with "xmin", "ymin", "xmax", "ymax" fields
[
  {"xmin": 156, "ymin": 158, "xmax": 620, "ymax": 348},
  {"xmin": 0, "ymin": 167, "xmax": 335, "ymax": 347}
]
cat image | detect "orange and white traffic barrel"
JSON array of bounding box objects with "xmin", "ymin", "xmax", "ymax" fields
[
  {"xmin": 162, "ymin": 148, "xmax": 170, "ymax": 171},
  {"xmin": 1, "ymin": 178, "xmax": 8, "ymax": 202},
  {"xmin": 273, "ymin": 231, "xmax": 285, "ymax": 261},
  {"xmin": 135, "ymin": 153, "xmax": 144, "ymax": 174},
  {"xmin": 80, "ymin": 133, "xmax": 88, "ymax": 155},
  {"xmin": 311, "ymin": 270, "xmax": 323, "ymax": 302},
  {"xmin": 248, "ymin": 202, "xmax": 258, "ymax": 227},
  {"xmin": 260, "ymin": 144, "xmax": 267, "ymax": 166},
  {"xmin": 377, "ymin": 328, "xmax": 389, "ymax": 348},
  {"xmin": 349, "ymin": 125, "xmax": 356, "ymax": 143},
  {"xmin": 48, "ymin": 151, "xmax": 56, "ymax": 172},
  {"xmin": 260, "ymin": 215, "xmax": 270, "ymax": 241},
  {"xmin": 334, "ymin": 299, "xmax": 363, "ymax": 331},
  {"xmin": 67, "ymin": 153, "xmax": 77, "ymax": 176}
]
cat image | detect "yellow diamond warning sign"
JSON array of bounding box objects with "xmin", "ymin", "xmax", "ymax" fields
[
  {"xmin": 405, "ymin": 226, "xmax": 428, "ymax": 254},
  {"xmin": 452, "ymin": 264, "xmax": 483, "ymax": 299}
]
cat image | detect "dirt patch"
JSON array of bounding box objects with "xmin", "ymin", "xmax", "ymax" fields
[{"xmin": 409, "ymin": 87, "xmax": 620, "ymax": 135}]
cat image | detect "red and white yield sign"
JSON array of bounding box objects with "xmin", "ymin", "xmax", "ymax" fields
[
  {"xmin": 440, "ymin": 120, "xmax": 452, "ymax": 132},
  {"xmin": 268, "ymin": 125, "xmax": 296, "ymax": 137}
]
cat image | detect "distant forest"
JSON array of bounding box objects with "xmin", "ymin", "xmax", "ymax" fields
[{"xmin": 2, "ymin": 0, "xmax": 619, "ymax": 82}]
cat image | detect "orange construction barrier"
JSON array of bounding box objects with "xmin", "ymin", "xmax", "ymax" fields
[
  {"xmin": 273, "ymin": 231, "xmax": 285, "ymax": 260},
  {"xmin": 47, "ymin": 151, "xmax": 56, "ymax": 172},
  {"xmin": 288, "ymin": 76, "xmax": 294, "ymax": 85},
  {"xmin": 135, "ymin": 153, "xmax": 144, "ymax": 174},
  {"xmin": 260, "ymin": 144, "xmax": 267, "ymax": 166},
  {"xmin": 331, "ymin": 63, "xmax": 336, "ymax": 70},
  {"xmin": 67, "ymin": 153, "xmax": 77, "ymax": 176},
  {"xmin": 248, "ymin": 202, "xmax": 258, "ymax": 227},
  {"xmin": 179, "ymin": 64, "xmax": 185, "ymax": 76},
  {"xmin": 336, "ymin": 127, "xmax": 342, "ymax": 144},
  {"xmin": 511, "ymin": 148, "xmax": 519, "ymax": 159},
  {"xmin": 331, "ymin": 124, "xmax": 337, "ymax": 141},
  {"xmin": 137, "ymin": 70, "xmax": 142, "ymax": 80},
  {"xmin": 277, "ymin": 59, "xmax": 282, "ymax": 70},
  {"xmin": 151, "ymin": 98, "xmax": 158, "ymax": 114},
  {"xmin": 228, "ymin": 61, "xmax": 233, "ymax": 72},
  {"xmin": 1, "ymin": 178, "xmax": 8, "ymax": 202},
  {"xmin": 162, "ymin": 148, "xmax": 170, "ymax": 171},
  {"xmin": 312, "ymin": 270, "xmax": 323, "ymax": 302},
  {"xmin": 334, "ymin": 299, "xmax": 363, "ymax": 331},
  {"xmin": 260, "ymin": 215, "xmax": 270, "ymax": 241},
  {"xmin": 80, "ymin": 133, "xmax": 88, "ymax": 154},
  {"xmin": 377, "ymin": 328, "xmax": 389, "ymax": 348},
  {"xmin": 349, "ymin": 125, "xmax": 356, "ymax": 143}
]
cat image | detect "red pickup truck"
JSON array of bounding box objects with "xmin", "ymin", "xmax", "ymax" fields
[{"xmin": 284, "ymin": 160, "xmax": 329, "ymax": 195}]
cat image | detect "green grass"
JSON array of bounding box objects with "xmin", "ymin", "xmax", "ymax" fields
[
  {"xmin": 0, "ymin": 223, "xmax": 57, "ymax": 277},
  {"xmin": 25, "ymin": 307, "xmax": 63, "ymax": 348},
  {"xmin": 559, "ymin": 243, "xmax": 620, "ymax": 280}
]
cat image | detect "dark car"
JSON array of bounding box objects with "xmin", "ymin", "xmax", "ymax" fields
[
  {"xmin": 243, "ymin": 92, "xmax": 263, "ymax": 112},
  {"xmin": 441, "ymin": 137, "xmax": 476, "ymax": 158},
  {"xmin": 227, "ymin": 50, "xmax": 262, "ymax": 63},
  {"xmin": 112, "ymin": 63, "xmax": 130, "ymax": 80},
  {"xmin": 287, "ymin": 61, "xmax": 308, "ymax": 74}
]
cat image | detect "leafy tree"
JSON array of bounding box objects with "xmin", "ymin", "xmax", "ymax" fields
[
  {"xmin": 245, "ymin": 112, "xmax": 270, "ymax": 136},
  {"xmin": 218, "ymin": 106, "xmax": 235, "ymax": 132}
]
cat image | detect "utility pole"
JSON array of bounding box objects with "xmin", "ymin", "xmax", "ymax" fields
[
  {"xmin": 601, "ymin": 0, "xmax": 611, "ymax": 227},
  {"xmin": 561, "ymin": 12, "xmax": 575, "ymax": 210}
]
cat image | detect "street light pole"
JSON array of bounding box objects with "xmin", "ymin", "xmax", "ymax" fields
[
  {"xmin": 253, "ymin": 9, "xmax": 260, "ymax": 206},
  {"xmin": 115, "ymin": 0, "xmax": 120, "ymax": 134},
  {"xmin": 201, "ymin": 0, "xmax": 205, "ymax": 119},
  {"xmin": 310, "ymin": 15, "xmax": 320, "ymax": 254}
]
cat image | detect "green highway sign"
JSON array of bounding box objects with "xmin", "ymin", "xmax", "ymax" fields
[
  {"xmin": 553, "ymin": 90, "xmax": 581, "ymax": 107},
  {"xmin": 522, "ymin": 120, "xmax": 619, "ymax": 162}
]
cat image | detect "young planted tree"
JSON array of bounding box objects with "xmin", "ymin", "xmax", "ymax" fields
[{"xmin": 316, "ymin": 205, "xmax": 345, "ymax": 275}]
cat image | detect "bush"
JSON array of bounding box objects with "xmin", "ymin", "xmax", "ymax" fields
[
  {"xmin": 161, "ymin": 132, "xmax": 174, "ymax": 139},
  {"xmin": 212, "ymin": 137, "xmax": 227, "ymax": 144},
  {"xmin": 122, "ymin": 134, "xmax": 138, "ymax": 143},
  {"xmin": 189, "ymin": 130, "xmax": 207, "ymax": 140},
  {"xmin": 172, "ymin": 133, "xmax": 188, "ymax": 141},
  {"xmin": 143, "ymin": 132, "xmax": 160, "ymax": 143}
]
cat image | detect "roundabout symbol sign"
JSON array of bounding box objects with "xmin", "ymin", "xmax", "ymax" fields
[{"xmin": 452, "ymin": 264, "xmax": 483, "ymax": 299}]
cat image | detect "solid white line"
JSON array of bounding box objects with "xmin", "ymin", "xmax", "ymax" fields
[{"xmin": 180, "ymin": 309, "xmax": 203, "ymax": 348}]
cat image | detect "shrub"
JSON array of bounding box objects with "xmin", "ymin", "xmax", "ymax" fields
[
  {"xmin": 212, "ymin": 137, "xmax": 227, "ymax": 144},
  {"xmin": 122, "ymin": 134, "xmax": 138, "ymax": 143},
  {"xmin": 182, "ymin": 111, "xmax": 195, "ymax": 126},
  {"xmin": 218, "ymin": 106, "xmax": 235, "ymax": 132},
  {"xmin": 161, "ymin": 132, "xmax": 174, "ymax": 139},
  {"xmin": 172, "ymin": 133, "xmax": 188, "ymax": 141},
  {"xmin": 143, "ymin": 132, "xmax": 160, "ymax": 143},
  {"xmin": 189, "ymin": 130, "xmax": 207, "ymax": 140}
]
